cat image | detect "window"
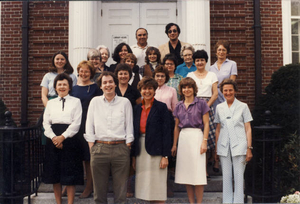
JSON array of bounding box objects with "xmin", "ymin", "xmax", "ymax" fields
[{"xmin": 291, "ymin": 0, "xmax": 300, "ymax": 64}]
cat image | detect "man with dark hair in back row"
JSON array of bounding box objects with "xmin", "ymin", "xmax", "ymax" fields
[{"xmin": 159, "ymin": 23, "xmax": 191, "ymax": 65}]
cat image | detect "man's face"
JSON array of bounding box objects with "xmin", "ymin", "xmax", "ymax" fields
[
  {"xmin": 101, "ymin": 75, "xmax": 116, "ymax": 96},
  {"xmin": 167, "ymin": 25, "xmax": 179, "ymax": 41},
  {"xmin": 136, "ymin": 29, "xmax": 148, "ymax": 46}
]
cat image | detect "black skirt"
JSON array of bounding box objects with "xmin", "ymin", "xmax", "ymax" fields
[{"xmin": 43, "ymin": 124, "xmax": 84, "ymax": 185}]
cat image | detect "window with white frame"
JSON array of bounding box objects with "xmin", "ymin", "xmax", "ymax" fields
[{"xmin": 291, "ymin": 0, "xmax": 300, "ymax": 64}]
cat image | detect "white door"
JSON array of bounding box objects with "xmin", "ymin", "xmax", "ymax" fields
[
  {"xmin": 101, "ymin": 2, "xmax": 177, "ymax": 65},
  {"xmin": 140, "ymin": 3, "xmax": 177, "ymax": 47}
]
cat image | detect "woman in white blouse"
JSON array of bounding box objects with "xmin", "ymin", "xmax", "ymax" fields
[
  {"xmin": 43, "ymin": 73, "xmax": 83, "ymax": 204},
  {"xmin": 187, "ymin": 50, "xmax": 218, "ymax": 178}
]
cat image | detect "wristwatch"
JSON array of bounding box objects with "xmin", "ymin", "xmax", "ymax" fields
[
  {"xmin": 248, "ymin": 146, "xmax": 253, "ymax": 150},
  {"xmin": 164, "ymin": 156, "xmax": 168, "ymax": 159}
]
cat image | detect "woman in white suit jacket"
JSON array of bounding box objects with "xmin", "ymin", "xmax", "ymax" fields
[{"xmin": 214, "ymin": 79, "xmax": 253, "ymax": 203}]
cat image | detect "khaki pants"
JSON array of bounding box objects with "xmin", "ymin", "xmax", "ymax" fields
[{"xmin": 90, "ymin": 143, "xmax": 130, "ymax": 204}]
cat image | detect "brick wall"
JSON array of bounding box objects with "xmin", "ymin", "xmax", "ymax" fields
[
  {"xmin": 0, "ymin": 1, "xmax": 69, "ymax": 126},
  {"xmin": 0, "ymin": 2, "xmax": 23, "ymax": 124},
  {"xmin": 210, "ymin": 0, "xmax": 283, "ymax": 109},
  {"xmin": 28, "ymin": 1, "xmax": 69, "ymax": 125}
]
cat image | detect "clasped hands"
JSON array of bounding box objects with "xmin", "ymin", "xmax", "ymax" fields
[{"xmin": 52, "ymin": 135, "xmax": 65, "ymax": 149}]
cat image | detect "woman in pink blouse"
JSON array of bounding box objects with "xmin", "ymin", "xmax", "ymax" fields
[
  {"xmin": 171, "ymin": 77, "xmax": 209, "ymax": 203},
  {"xmin": 153, "ymin": 65, "xmax": 178, "ymax": 112}
]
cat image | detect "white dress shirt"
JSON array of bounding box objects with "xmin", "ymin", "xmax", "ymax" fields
[
  {"xmin": 84, "ymin": 95, "xmax": 134, "ymax": 144},
  {"xmin": 131, "ymin": 44, "xmax": 149, "ymax": 67},
  {"xmin": 43, "ymin": 94, "xmax": 82, "ymax": 139}
]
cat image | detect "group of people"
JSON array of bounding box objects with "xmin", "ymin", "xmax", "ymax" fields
[{"xmin": 40, "ymin": 22, "xmax": 253, "ymax": 204}]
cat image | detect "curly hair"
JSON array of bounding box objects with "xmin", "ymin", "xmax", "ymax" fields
[{"xmin": 112, "ymin": 43, "xmax": 132, "ymax": 63}]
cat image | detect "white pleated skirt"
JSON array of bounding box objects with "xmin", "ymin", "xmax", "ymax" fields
[
  {"xmin": 135, "ymin": 134, "xmax": 167, "ymax": 201},
  {"xmin": 175, "ymin": 128, "xmax": 207, "ymax": 185}
]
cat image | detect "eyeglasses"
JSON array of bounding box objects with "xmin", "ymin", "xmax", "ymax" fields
[
  {"xmin": 137, "ymin": 34, "xmax": 147, "ymax": 37},
  {"xmin": 168, "ymin": 29, "xmax": 178, "ymax": 34},
  {"xmin": 165, "ymin": 63, "xmax": 175, "ymax": 66},
  {"xmin": 183, "ymin": 54, "xmax": 192, "ymax": 57}
]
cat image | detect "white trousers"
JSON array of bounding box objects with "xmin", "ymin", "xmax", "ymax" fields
[{"xmin": 220, "ymin": 149, "xmax": 246, "ymax": 203}]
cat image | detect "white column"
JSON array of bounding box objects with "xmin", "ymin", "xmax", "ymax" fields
[
  {"xmin": 69, "ymin": 1, "xmax": 101, "ymax": 75},
  {"xmin": 178, "ymin": 0, "xmax": 211, "ymax": 69}
]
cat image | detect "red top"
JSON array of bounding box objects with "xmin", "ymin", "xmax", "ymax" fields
[{"xmin": 140, "ymin": 97, "xmax": 154, "ymax": 133}]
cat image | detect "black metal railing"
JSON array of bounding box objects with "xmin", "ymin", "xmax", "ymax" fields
[
  {"xmin": 0, "ymin": 111, "xmax": 44, "ymax": 204},
  {"xmin": 245, "ymin": 110, "xmax": 282, "ymax": 203}
]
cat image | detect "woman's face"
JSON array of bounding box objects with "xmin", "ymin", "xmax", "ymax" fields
[
  {"xmin": 78, "ymin": 65, "xmax": 91, "ymax": 83},
  {"xmin": 125, "ymin": 59, "xmax": 135, "ymax": 69},
  {"xmin": 148, "ymin": 51, "xmax": 158, "ymax": 63},
  {"xmin": 182, "ymin": 49, "xmax": 193, "ymax": 65},
  {"xmin": 141, "ymin": 86, "xmax": 155, "ymax": 101},
  {"xmin": 55, "ymin": 79, "xmax": 70, "ymax": 98},
  {"xmin": 54, "ymin": 54, "xmax": 67, "ymax": 69},
  {"xmin": 222, "ymin": 84, "xmax": 236, "ymax": 101},
  {"xmin": 154, "ymin": 72, "xmax": 166, "ymax": 87},
  {"xmin": 89, "ymin": 57, "xmax": 101, "ymax": 69},
  {"xmin": 119, "ymin": 45, "xmax": 129, "ymax": 59},
  {"xmin": 216, "ymin": 45, "xmax": 227, "ymax": 60},
  {"xmin": 164, "ymin": 59, "xmax": 175, "ymax": 73},
  {"xmin": 117, "ymin": 70, "xmax": 130, "ymax": 85},
  {"xmin": 195, "ymin": 58, "xmax": 207, "ymax": 70},
  {"xmin": 182, "ymin": 85, "xmax": 194, "ymax": 98},
  {"xmin": 100, "ymin": 48, "xmax": 109, "ymax": 64}
]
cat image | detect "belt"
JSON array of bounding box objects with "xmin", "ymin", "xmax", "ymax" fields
[{"xmin": 95, "ymin": 140, "xmax": 125, "ymax": 145}]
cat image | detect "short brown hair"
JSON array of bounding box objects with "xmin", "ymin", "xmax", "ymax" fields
[
  {"xmin": 153, "ymin": 65, "xmax": 170, "ymax": 84},
  {"xmin": 114, "ymin": 63, "xmax": 133, "ymax": 80},
  {"xmin": 220, "ymin": 78, "xmax": 238, "ymax": 93},
  {"xmin": 53, "ymin": 73, "xmax": 73, "ymax": 95},
  {"xmin": 178, "ymin": 77, "xmax": 198, "ymax": 99},
  {"xmin": 97, "ymin": 71, "xmax": 118, "ymax": 88},
  {"xmin": 137, "ymin": 76, "xmax": 158, "ymax": 92},
  {"xmin": 121, "ymin": 53, "xmax": 137, "ymax": 66},
  {"xmin": 77, "ymin": 60, "xmax": 95, "ymax": 79},
  {"xmin": 214, "ymin": 40, "xmax": 230, "ymax": 54}
]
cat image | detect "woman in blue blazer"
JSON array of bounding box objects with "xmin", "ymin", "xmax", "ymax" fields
[{"xmin": 132, "ymin": 76, "xmax": 172, "ymax": 203}]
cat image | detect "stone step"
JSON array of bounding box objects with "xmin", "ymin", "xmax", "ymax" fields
[
  {"xmin": 24, "ymin": 192, "xmax": 223, "ymax": 204},
  {"xmin": 37, "ymin": 175, "xmax": 223, "ymax": 193}
]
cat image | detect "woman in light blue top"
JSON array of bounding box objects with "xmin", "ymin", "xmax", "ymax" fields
[
  {"xmin": 209, "ymin": 40, "xmax": 237, "ymax": 111},
  {"xmin": 214, "ymin": 79, "xmax": 253, "ymax": 203},
  {"xmin": 175, "ymin": 44, "xmax": 197, "ymax": 77},
  {"xmin": 41, "ymin": 51, "xmax": 77, "ymax": 107}
]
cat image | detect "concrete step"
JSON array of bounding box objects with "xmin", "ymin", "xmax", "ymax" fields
[
  {"xmin": 37, "ymin": 175, "xmax": 223, "ymax": 193},
  {"xmin": 24, "ymin": 192, "xmax": 223, "ymax": 204}
]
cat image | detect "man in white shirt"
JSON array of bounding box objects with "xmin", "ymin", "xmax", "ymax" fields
[
  {"xmin": 131, "ymin": 28, "xmax": 149, "ymax": 67},
  {"xmin": 85, "ymin": 71, "xmax": 134, "ymax": 204}
]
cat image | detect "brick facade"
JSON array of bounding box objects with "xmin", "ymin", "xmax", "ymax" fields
[
  {"xmin": 1, "ymin": 0, "xmax": 284, "ymax": 126},
  {"xmin": 210, "ymin": 0, "xmax": 283, "ymax": 108}
]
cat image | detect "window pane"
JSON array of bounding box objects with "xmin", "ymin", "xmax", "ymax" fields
[
  {"xmin": 291, "ymin": 0, "xmax": 300, "ymax": 16},
  {"xmin": 292, "ymin": 36, "xmax": 299, "ymax": 51},
  {"xmin": 292, "ymin": 52, "xmax": 299, "ymax": 64},
  {"xmin": 292, "ymin": 19, "xmax": 299, "ymax": 34}
]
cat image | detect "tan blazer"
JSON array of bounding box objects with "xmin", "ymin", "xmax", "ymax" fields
[{"xmin": 158, "ymin": 41, "xmax": 191, "ymax": 63}]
